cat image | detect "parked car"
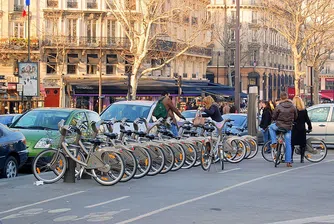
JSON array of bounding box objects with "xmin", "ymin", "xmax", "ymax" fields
[
  {"xmin": 100, "ymin": 101, "xmax": 157, "ymax": 133},
  {"xmin": 222, "ymin": 114, "xmax": 263, "ymax": 144},
  {"xmin": 307, "ymin": 103, "xmax": 334, "ymax": 147},
  {"xmin": 0, "ymin": 114, "xmax": 22, "ymax": 126},
  {"xmin": 177, "ymin": 110, "xmax": 211, "ymax": 126},
  {"xmin": 0, "ymin": 123, "xmax": 28, "ymax": 178},
  {"xmin": 10, "ymin": 108, "xmax": 100, "ymax": 166}
]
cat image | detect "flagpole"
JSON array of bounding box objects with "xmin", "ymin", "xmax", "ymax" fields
[{"xmin": 27, "ymin": 3, "xmax": 30, "ymax": 62}]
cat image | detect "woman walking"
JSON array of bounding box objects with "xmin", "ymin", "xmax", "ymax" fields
[
  {"xmin": 259, "ymin": 101, "xmax": 272, "ymax": 144},
  {"xmin": 291, "ymin": 96, "xmax": 312, "ymax": 163}
]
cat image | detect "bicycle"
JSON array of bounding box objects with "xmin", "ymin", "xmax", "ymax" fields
[{"xmin": 32, "ymin": 120, "xmax": 125, "ymax": 186}]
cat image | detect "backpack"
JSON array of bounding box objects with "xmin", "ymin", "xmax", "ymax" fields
[{"xmin": 153, "ymin": 97, "xmax": 167, "ymax": 119}]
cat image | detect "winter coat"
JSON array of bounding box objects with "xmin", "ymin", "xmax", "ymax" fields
[
  {"xmin": 204, "ymin": 104, "xmax": 223, "ymax": 122},
  {"xmin": 272, "ymin": 99, "xmax": 298, "ymax": 130},
  {"xmin": 260, "ymin": 107, "xmax": 272, "ymax": 130},
  {"xmin": 292, "ymin": 110, "xmax": 312, "ymax": 147}
]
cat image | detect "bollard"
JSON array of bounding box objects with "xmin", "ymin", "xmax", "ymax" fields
[
  {"xmin": 63, "ymin": 158, "xmax": 76, "ymax": 183},
  {"xmin": 247, "ymin": 86, "xmax": 258, "ymax": 137}
]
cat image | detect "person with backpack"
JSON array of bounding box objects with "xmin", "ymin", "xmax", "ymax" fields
[{"xmin": 153, "ymin": 91, "xmax": 186, "ymax": 137}]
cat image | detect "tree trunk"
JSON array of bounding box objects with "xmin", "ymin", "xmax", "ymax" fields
[
  {"xmin": 313, "ymin": 68, "xmax": 320, "ymax": 105},
  {"xmin": 293, "ymin": 56, "xmax": 301, "ymax": 97},
  {"xmin": 130, "ymin": 64, "xmax": 140, "ymax": 101}
]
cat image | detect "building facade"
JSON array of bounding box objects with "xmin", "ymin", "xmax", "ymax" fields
[
  {"xmin": 207, "ymin": 0, "xmax": 295, "ymax": 101},
  {"xmin": 0, "ymin": 0, "xmax": 212, "ymax": 113}
]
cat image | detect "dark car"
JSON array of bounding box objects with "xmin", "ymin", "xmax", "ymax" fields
[
  {"xmin": 0, "ymin": 114, "xmax": 22, "ymax": 126},
  {"xmin": 222, "ymin": 114, "xmax": 263, "ymax": 144},
  {"xmin": 0, "ymin": 123, "xmax": 28, "ymax": 178}
]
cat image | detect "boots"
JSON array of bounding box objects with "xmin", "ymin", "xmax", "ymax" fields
[{"xmin": 300, "ymin": 146, "xmax": 305, "ymax": 163}]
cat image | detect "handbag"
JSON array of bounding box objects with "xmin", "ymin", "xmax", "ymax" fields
[{"xmin": 193, "ymin": 111, "xmax": 205, "ymax": 126}]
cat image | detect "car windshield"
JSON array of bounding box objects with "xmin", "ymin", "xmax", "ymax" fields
[
  {"xmin": 101, "ymin": 104, "xmax": 151, "ymax": 122},
  {"xmin": 0, "ymin": 116, "xmax": 14, "ymax": 125},
  {"xmin": 12, "ymin": 110, "xmax": 70, "ymax": 130},
  {"xmin": 181, "ymin": 111, "xmax": 198, "ymax": 118},
  {"xmin": 222, "ymin": 114, "xmax": 246, "ymax": 127}
]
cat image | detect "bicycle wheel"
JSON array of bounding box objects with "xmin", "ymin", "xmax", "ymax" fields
[
  {"xmin": 304, "ymin": 139, "xmax": 327, "ymax": 163},
  {"xmin": 32, "ymin": 149, "xmax": 67, "ymax": 184},
  {"xmin": 201, "ymin": 141, "xmax": 212, "ymax": 171},
  {"xmin": 170, "ymin": 143, "xmax": 186, "ymax": 171},
  {"xmin": 92, "ymin": 151, "xmax": 125, "ymax": 186},
  {"xmin": 245, "ymin": 138, "xmax": 258, "ymax": 159},
  {"xmin": 160, "ymin": 145, "xmax": 175, "ymax": 174},
  {"xmin": 181, "ymin": 142, "xmax": 198, "ymax": 169},
  {"xmin": 119, "ymin": 149, "xmax": 137, "ymax": 182},
  {"xmin": 274, "ymin": 144, "xmax": 282, "ymax": 167},
  {"xmin": 147, "ymin": 145, "xmax": 165, "ymax": 176},
  {"xmin": 244, "ymin": 140, "xmax": 252, "ymax": 159},
  {"xmin": 132, "ymin": 145, "xmax": 152, "ymax": 179},
  {"xmin": 224, "ymin": 139, "xmax": 246, "ymax": 163},
  {"xmin": 262, "ymin": 140, "xmax": 273, "ymax": 162}
]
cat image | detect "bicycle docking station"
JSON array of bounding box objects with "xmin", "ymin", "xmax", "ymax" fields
[{"xmin": 64, "ymin": 157, "xmax": 76, "ymax": 183}]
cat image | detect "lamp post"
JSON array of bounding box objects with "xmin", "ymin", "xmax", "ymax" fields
[
  {"xmin": 216, "ymin": 51, "xmax": 220, "ymax": 83},
  {"xmin": 98, "ymin": 13, "xmax": 103, "ymax": 113},
  {"xmin": 234, "ymin": 0, "xmax": 241, "ymax": 113}
]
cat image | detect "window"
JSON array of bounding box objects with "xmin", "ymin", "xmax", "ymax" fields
[
  {"xmin": 252, "ymin": 11, "xmax": 257, "ymax": 23},
  {"xmin": 191, "ymin": 17, "xmax": 198, "ymax": 25},
  {"xmin": 325, "ymin": 78, "xmax": 334, "ymax": 90},
  {"xmin": 183, "ymin": 73, "xmax": 187, "ymax": 78},
  {"xmin": 87, "ymin": 111, "xmax": 100, "ymax": 123},
  {"xmin": 67, "ymin": 0, "xmax": 78, "ymax": 8},
  {"xmin": 252, "ymin": 29, "xmax": 257, "ymax": 42},
  {"xmin": 14, "ymin": 0, "xmax": 24, "ymax": 10},
  {"xmin": 87, "ymin": 54, "xmax": 98, "ymax": 74},
  {"xmin": 67, "ymin": 54, "xmax": 79, "ymax": 74},
  {"xmin": 106, "ymin": 54, "xmax": 118, "ymax": 75},
  {"xmin": 192, "ymin": 73, "xmax": 196, "ymax": 78},
  {"xmin": 47, "ymin": 54, "xmax": 57, "ymax": 74},
  {"xmin": 308, "ymin": 107, "xmax": 330, "ymax": 122},
  {"xmin": 70, "ymin": 112, "xmax": 89, "ymax": 137},
  {"xmin": 68, "ymin": 19, "xmax": 77, "ymax": 39},
  {"xmin": 107, "ymin": 20, "xmax": 116, "ymax": 40},
  {"xmin": 230, "ymin": 49, "xmax": 235, "ymax": 65},
  {"xmin": 87, "ymin": 20, "xmax": 97, "ymax": 43},
  {"xmin": 231, "ymin": 10, "xmax": 236, "ymax": 22},
  {"xmin": 13, "ymin": 22, "xmax": 24, "ymax": 38}
]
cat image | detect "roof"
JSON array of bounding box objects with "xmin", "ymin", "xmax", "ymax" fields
[{"xmin": 113, "ymin": 100, "xmax": 155, "ymax": 106}]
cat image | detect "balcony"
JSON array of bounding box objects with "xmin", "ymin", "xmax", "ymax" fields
[
  {"xmin": 0, "ymin": 37, "xmax": 39, "ymax": 51},
  {"xmin": 87, "ymin": 2, "xmax": 97, "ymax": 9},
  {"xmin": 42, "ymin": 36, "xmax": 131, "ymax": 49},
  {"xmin": 14, "ymin": 5, "xmax": 24, "ymax": 11},
  {"xmin": 67, "ymin": 1, "xmax": 78, "ymax": 8},
  {"xmin": 47, "ymin": 0, "xmax": 58, "ymax": 8}
]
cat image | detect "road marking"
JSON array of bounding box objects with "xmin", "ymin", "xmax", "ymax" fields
[
  {"xmin": 267, "ymin": 214, "xmax": 334, "ymax": 224},
  {"xmin": 0, "ymin": 191, "xmax": 85, "ymax": 215},
  {"xmin": 116, "ymin": 159, "xmax": 334, "ymax": 224},
  {"xmin": 218, "ymin": 168, "xmax": 241, "ymax": 174},
  {"xmin": 85, "ymin": 196, "xmax": 130, "ymax": 208}
]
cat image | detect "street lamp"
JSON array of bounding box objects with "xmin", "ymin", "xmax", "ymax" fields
[{"xmin": 216, "ymin": 51, "xmax": 220, "ymax": 84}]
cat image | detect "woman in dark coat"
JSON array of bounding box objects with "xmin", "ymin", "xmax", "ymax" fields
[
  {"xmin": 291, "ymin": 96, "xmax": 312, "ymax": 163},
  {"xmin": 259, "ymin": 101, "xmax": 272, "ymax": 144},
  {"xmin": 201, "ymin": 96, "xmax": 223, "ymax": 122}
]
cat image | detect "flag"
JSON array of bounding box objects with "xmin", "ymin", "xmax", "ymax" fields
[{"xmin": 22, "ymin": 0, "xmax": 30, "ymax": 17}]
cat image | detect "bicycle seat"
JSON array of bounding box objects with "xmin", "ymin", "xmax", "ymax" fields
[
  {"xmin": 104, "ymin": 132, "xmax": 118, "ymax": 140},
  {"xmin": 120, "ymin": 130, "xmax": 133, "ymax": 136},
  {"xmin": 276, "ymin": 128, "xmax": 288, "ymax": 134},
  {"xmin": 146, "ymin": 134, "xmax": 156, "ymax": 140},
  {"xmin": 135, "ymin": 131, "xmax": 147, "ymax": 137},
  {"xmin": 85, "ymin": 138, "xmax": 104, "ymax": 145}
]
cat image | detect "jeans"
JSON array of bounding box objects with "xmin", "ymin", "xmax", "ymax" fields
[
  {"xmin": 170, "ymin": 123, "xmax": 179, "ymax": 137},
  {"xmin": 261, "ymin": 128, "xmax": 270, "ymax": 144},
  {"xmin": 269, "ymin": 123, "xmax": 292, "ymax": 163}
]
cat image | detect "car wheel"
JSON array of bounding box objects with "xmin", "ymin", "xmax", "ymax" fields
[{"xmin": 1, "ymin": 156, "xmax": 18, "ymax": 178}]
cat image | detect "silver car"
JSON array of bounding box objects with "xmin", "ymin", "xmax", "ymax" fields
[{"xmin": 307, "ymin": 103, "xmax": 334, "ymax": 147}]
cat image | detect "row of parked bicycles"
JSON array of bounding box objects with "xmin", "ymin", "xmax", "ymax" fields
[{"xmin": 32, "ymin": 117, "xmax": 259, "ymax": 186}]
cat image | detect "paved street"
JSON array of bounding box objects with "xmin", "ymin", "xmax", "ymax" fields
[{"xmin": 1, "ymin": 152, "xmax": 334, "ymax": 224}]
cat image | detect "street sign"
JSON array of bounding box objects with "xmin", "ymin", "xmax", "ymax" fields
[{"xmin": 17, "ymin": 84, "xmax": 23, "ymax": 92}]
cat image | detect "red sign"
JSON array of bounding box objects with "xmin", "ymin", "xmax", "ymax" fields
[
  {"xmin": 325, "ymin": 78, "xmax": 334, "ymax": 82},
  {"xmin": 287, "ymin": 87, "xmax": 295, "ymax": 99}
]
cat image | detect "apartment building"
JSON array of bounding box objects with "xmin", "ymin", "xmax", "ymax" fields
[
  {"xmin": 207, "ymin": 0, "xmax": 295, "ymax": 101},
  {"xmin": 0, "ymin": 0, "xmax": 212, "ymax": 112}
]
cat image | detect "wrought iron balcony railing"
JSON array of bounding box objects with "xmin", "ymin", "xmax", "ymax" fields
[{"xmin": 0, "ymin": 37, "xmax": 39, "ymax": 50}]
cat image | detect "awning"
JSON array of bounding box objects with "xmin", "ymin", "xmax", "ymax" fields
[
  {"xmin": 88, "ymin": 57, "xmax": 99, "ymax": 64},
  {"xmin": 319, "ymin": 90, "xmax": 334, "ymax": 101},
  {"xmin": 7, "ymin": 83, "xmax": 16, "ymax": 90},
  {"xmin": 107, "ymin": 56, "xmax": 118, "ymax": 64},
  {"xmin": 68, "ymin": 55, "xmax": 79, "ymax": 64},
  {"xmin": 204, "ymin": 88, "xmax": 248, "ymax": 98}
]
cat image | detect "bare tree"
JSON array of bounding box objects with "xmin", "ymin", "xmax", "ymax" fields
[
  {"xmin": 262, "ymin": 0, "xmax": 334, "ymax": 96},
  {"xmin": 306, "ymin": 30, "xmax": 334, "ymax": 104},
  {"xmin": 105, "ymin": 0, "xmax": 212, "ymax": 100}
]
